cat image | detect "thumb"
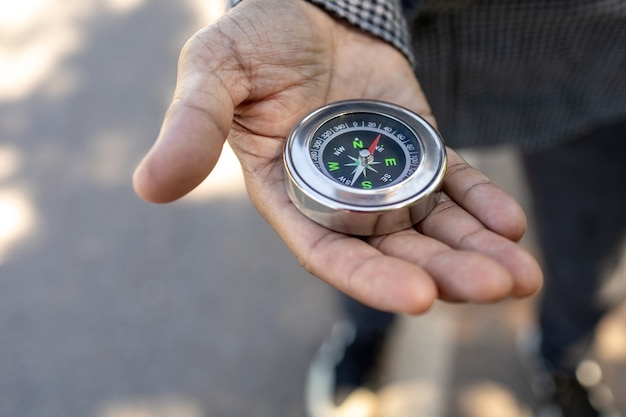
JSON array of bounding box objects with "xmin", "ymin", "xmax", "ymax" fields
[{"xmin": 133, "ymin": 26, "xmax": 247, "ymax": 203}]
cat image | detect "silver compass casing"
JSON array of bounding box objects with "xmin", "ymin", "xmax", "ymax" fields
[{"xmin": 283, "ymin": 100, "xmax": 447, "ymax": 236}]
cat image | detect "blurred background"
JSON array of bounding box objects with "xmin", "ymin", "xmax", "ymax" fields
[{"xmin": 1, "ymin": 1, "xmax": 624, "ymax": 416}]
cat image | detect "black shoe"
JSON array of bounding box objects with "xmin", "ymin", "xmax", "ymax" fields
[
  {"xmin": 304, "ymin": 321, "xmax": 388, "ymax": 417},
  {"xmin": 537, "ymin": 365, "xmax": 619, "ymax": 417},
  {"xmin": 517, "ymin": 329, "xmax": 621, "ymax": 417}
]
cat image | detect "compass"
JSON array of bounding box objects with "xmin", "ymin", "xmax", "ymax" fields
[{"xmin": 284, "ymin": 100, "xmax": 447, "ymax": 236}]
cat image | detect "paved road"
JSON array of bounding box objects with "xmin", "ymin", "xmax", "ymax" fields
[{"xmin": 1, "ymin": 2, "xmax": 624, "ymax": 417}]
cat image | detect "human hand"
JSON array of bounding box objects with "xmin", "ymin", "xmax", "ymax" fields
[{"xmin": 133, "ymin": 0, "xmax": 542, "ymax": 314}]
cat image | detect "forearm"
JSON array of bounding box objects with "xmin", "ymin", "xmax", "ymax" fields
[{"xmin": 227, "ymin": 0, "xmax": 415, "ymax": 66}]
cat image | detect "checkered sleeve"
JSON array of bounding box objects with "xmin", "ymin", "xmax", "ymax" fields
[{"xmin": 227, "ymin": 0, "xmax": 415, "ymax": 66}]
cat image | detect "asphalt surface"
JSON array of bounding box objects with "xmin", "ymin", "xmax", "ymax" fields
[{"xmin": 1, "ymin": 1, "xmax": 624, "ymax": 417}]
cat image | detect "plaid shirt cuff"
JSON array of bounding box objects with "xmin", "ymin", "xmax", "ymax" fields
[{"xmin": 227, "ymin": 0, "xmax": 415, "ymax": 66}]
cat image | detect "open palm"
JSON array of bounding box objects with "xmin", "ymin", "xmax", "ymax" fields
[{"xmin": 133, "ymin": 0, "xmax": 542, "ymax": 313}]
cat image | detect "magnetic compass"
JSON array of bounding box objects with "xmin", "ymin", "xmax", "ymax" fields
[{"xmin": 284, "ymin": 100, "xmax": 447, "ymax": 236}]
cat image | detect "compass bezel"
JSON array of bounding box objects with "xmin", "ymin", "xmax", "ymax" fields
[{"xmin": 285, "ymin": 100, "xmax": 446, "ymax": 211}]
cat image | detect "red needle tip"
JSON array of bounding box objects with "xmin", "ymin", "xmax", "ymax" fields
[{"xmin": 368, "ymin": 134, "xmax": 381, "ymax": 154}]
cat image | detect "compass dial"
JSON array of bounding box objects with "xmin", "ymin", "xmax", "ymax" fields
[
  {"xmin": 311, "ymin": 113, "xmax": 421, "ymax": 190},
  {"xmin": 284, "ymin": 100, "xmax": 447, "ymax": 236}
]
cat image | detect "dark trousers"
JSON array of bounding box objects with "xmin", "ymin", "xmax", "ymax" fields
[
  {"xmin": 523, "ymin": 119, "xmax": 626, "ymax": 371},
  {"xmin": 342, "ymin": 119, "xmax": 626, "ymax": 372}
]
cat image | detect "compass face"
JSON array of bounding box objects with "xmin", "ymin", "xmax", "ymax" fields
[
  {"xmin": 310, "ymin": 112, "xmax": 421, "ymax": 190},
  {"xmin": 284, "ymin": 100, "xmax": 447, "ymax": 235}
]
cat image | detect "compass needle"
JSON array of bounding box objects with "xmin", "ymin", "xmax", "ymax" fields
[{"xmin": 368, "ymin": 134, "xmax": 381, "ymax": 155}]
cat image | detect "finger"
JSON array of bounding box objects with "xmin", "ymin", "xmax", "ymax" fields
[
  {"xmin": 442, "ymin": 148, "xmax": 528, "ymax": 241},
  {"xmin": 248, "ymin": 165, "xmax": 438, "ymax": 315},
  {"xmin": 307, "ymin": 234, "xmax": 439, "ymax": 314},
  {"xmin": 284, "ymin": 212, "xmax": 438, "ymax": 315},
  {"xmin": 369, "ymin": 230, "xmax": 515, "ymax": 303},
  {"xmin": 133, "ymin": 23, "xmax": 249, "ymax": 203},
  {"xmin": 419, "ymin": 194, "xmax": 543, "ymax": 298}
]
